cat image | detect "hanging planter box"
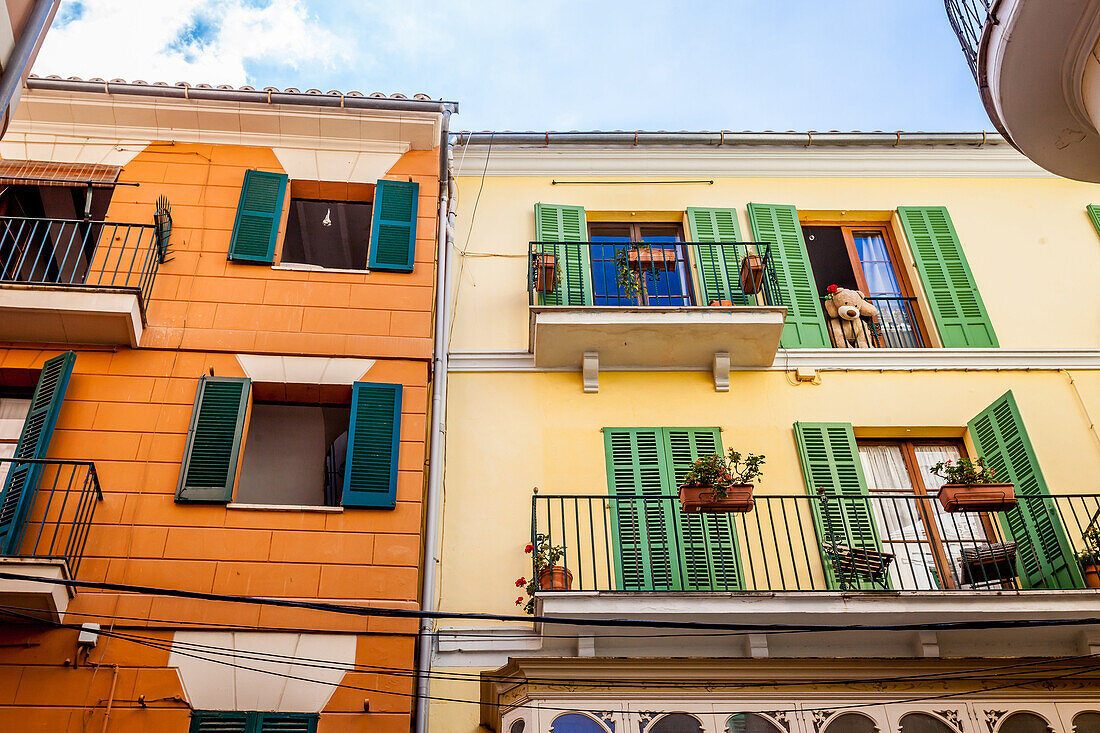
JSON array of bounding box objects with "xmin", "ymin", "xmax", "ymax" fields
[
  {"xmin": 709, "ymin": 300, "xmax": 734, "ymax": 306},
  {"xmin": 739, "ymin": 254, "xmax": 765, "ymax": 294},
  {"xmin": 938, "ymin": 483, "xmax": 1017, "ymax": 513},
  {"xmin": 533, "ymin": 252, "xmax": 557, "ymax": 293},
  {"xmin": 627, "ymin": 247, "xmax": 677, "ymax": 271},
  {"xmin": 537, "ymin": 565, "xmax": 573, "ymax": 590},
  {"xmin": 679, "ymin": 484, "xmax": 755, "ymax": 513}
]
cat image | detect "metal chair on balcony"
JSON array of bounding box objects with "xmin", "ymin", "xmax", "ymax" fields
[
  {"xmin": 958, "ymin": 541, "xmax": 1018, "ymax": 588},
  {"xmin": 821, "ymin": 541, "xmax": 895, "ymax": 590}
]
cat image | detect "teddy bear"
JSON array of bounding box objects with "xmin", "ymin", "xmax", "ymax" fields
[{"xmin": 824, "ymin": 285, "xmax": 879, "ymax": 348}]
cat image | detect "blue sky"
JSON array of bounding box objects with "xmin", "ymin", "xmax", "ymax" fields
[{"xmin": 34, "ymin": 0, "xmax": 991, "ymax": 133}]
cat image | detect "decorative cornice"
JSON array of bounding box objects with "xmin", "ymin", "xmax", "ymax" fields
[{"xmin": 447, "ymin": 348, "xmax": 1100, "ymax": 372}]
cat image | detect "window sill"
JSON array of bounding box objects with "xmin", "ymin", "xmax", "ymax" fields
[
  {"xmin": 272, "ymin": 263, "xmax": 370, "ymax": 276},
  {"xmin": 226, "ymin": 502, "xmax": 344, "ymax": 513}
]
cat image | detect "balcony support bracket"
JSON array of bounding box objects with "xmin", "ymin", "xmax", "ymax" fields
[
  {"xmin": 582, "ymin": 351, "xmax": 599, "ymax": 393},
  {"xmin": 577, "ymin": 635, "xmax": 595, "ymax": 657},
  {"xmin": 746, "ymin": 634, "xmax": 768, "ymax": 659},
  {"xmin": 916, "ymin": 630, "xmax": 939, "ymax": 658},
  {"xmin": 1079, "ymin": 631, "xmax": 1100, "ymax": 655},
  {"xmin": 713, "ymin": 351, "xmax": 730, "ymax": 392}
]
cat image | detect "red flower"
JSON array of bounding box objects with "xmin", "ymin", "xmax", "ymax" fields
[
  {"xmin": 827, "ymin": 284, "xmax": 839, "ymax": 294},
  {"xmin": 524, "ymin": 544, "xmax": 534, "ymax": 554},
  {"xmin": 945, "ymin": 459, "xmax": 952, "ymax": 465},
  {"xmin": 515, "ymin": 577, "xmax": 526, "ymax": 587},
  {"xmin": 515, "ymin": 597, "xmax": 523, "ymax": 605}
]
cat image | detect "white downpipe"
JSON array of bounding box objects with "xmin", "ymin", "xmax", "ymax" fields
[{"xmin": 414, "ymin": 107, "xmax": 455, "ymax": 733}]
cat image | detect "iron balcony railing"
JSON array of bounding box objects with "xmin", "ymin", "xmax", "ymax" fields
[
  {"xmin": 0, "ymin": 458, "xmax": 102, "ymax": 576},
  {"xmin": 822, "ymin": 295, "xmax": 926, "ymax": 349},
  {"xmin": 528, "ymin": 241, "xmax": 783, "ymax": 308},
  {"xmin": 945, "ymin": 0, "xmax": 994, "ymax": 82},
  {"xmin": 0, "ymin": 216, "xmax": 168, "ymax": 311},
  {"xmin": 532, "ymin": 492, "xmax": 1100, "ymax": 593}
]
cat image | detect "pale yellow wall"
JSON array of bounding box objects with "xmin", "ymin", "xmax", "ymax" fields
[
  {"xmin": 450, "ymin": 175, "xmax": 1100, "ymax": 351},
  {"xmin": 440, "ymin": 369, "xmax": 1100, "ymax": 615}
]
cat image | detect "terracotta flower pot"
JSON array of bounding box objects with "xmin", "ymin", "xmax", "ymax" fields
[
  {"xmin": 533, "ymin": 253, "xmax": 557, "ymax": 293},
  {"xmin": 739, "ymin": 254, "xmax": 765, "ymax": 294},
  {"xmin": 709, "ymin": 300, "xmax": 734, "ymax": 306},
  {"xmin": 1082, "ymin": 563, "xmax": 1100, "ymax": 589},
  {"xmin": 537, "ymin": 565, "xmax": 573, "ymax": 590},
  {"xmin": 937, "ymin": 483, "xmax": 1017, "ymax": 513},
  {"xmin": 679, "ymin": 483, "xmax": 755, "ymax": 514},
  {"xmin": 627, "ymin": 247, "xmax": 677, "ymax": 271}
]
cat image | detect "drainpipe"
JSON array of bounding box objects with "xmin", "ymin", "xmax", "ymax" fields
[
  {"xmin": 414, "ymin": 103, "xmax": 455, "ymax": 733},
  {"xmin": 0, "ymin": 0, "xmax": 57, "ymax": 137}
]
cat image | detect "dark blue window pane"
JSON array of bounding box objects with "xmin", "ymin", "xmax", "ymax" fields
[
  {"xmin": 550, "ymin": 713, "xmax": 609, "ymax": 733},
  {"xmin": 589, "ymin": 235, "xmax": 691, "ymax": 306}
]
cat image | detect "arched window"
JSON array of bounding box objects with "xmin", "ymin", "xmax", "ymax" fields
[
  {"xmin": 550, "ymin": 713, "xmax": 609, "ymax": 733},
  {"xmin": 727, "ymin": 712, "xmax": 785, "ymax": 733},
  {"xmin": 1074, "ymin": 712, "xmax": 1100, "ymax": 733},
  {"xmin": 823, "ymin": 713, "xmax": 878, "ymax": 733},
  {"xmin": 999, "ymin": 712, "xmax": 1052, "ymax": 733},
  {"xmin": 649, "ymin": 713, "xmax": 705, "ymax": 733},
  {"xmin": 900, "ymin": 713, "xmax": 955, "ymax": 733}
]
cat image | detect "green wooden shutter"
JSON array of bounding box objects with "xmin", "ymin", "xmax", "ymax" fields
[
  {"xmin": 664, "ymin": 428, "xmax": 744, "ymax": 591},
  {"xmin": 342, "ymin": 382, "xmax": 402, "ymax": 509},
  {"xmin": 793, "ymin": 422, "xmax": 886, "ymax": 590},
  {"xmin": 368, "ymin": 179, "xmax": 419, "ymax": 273},
  {"xmin": 534, "ymin": 203, "xmax": 592, "ymax": 306},
  {"xmin": 687, "ymin": 207, "xmax": 749, "ymax": 305},
  {"xmin": 228, "ymin": 170, "xmax": 287, "ymax": 264},
  {"xmin": 969, "ymin": 391, "xmax": 1082, "ymax": 589},
  {"xmin": 0, "ymin": 351, "xmax": 76, "ymax": 554},
  {"xmin": 747, "ymin": 203, "xmax": 829, "ymax": 348},
  {"xmin": 1087, "ymin": 205, "xmax": 1100, "ymax": 239},
  {"xmin": 190, "ymin": 711, "xmax": 250, "ymax": 733},
  {"xmin": 897, "ymin": 206, "xmax": 998, "ymax": 348},
  {"xmin": 257, "ymin": 713, "xmax": 319, "ymax": 733},
  {"xmin": 605, "ymin": 428, "xmax": 677, "ymax": 590},
  {"xmin": 175, "ymin": 377, "xmax": 250, "ymax": 503}
]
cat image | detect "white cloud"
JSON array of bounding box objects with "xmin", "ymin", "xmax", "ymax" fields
[{"xmin": 32, "ymin": 0, "xmax": 349, "ymax": 86}]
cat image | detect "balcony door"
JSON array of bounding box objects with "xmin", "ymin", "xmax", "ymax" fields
[{"xmin": 588, "ymin": 222, "xmax": 693, "ymax": 306}]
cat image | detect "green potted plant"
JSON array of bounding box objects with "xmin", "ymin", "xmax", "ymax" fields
[
  {"xmin": 930, "ymin": 457, "xmax": 1016, "ymax": 512},
  {"xmin": 1077, "ymin": 527, "xmax": 1100, "ymax": 588},
  {"xmin": 514, "ymin": 534, "xmax": 571, "ymax": 614},
  {"xmin": 679, "ymin": 449, "xmax": 765, "ymax": 513},
  {"xmin": 614, "ymin": 244, "xmax": 671, "ymax": 302}
]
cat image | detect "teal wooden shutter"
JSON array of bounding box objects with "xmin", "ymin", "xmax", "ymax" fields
[
  {"xmin": 257, "ymin": 713, "xmax": 318, "ymax": 733},
  {"xmin": 897, "ymin": 206, "xmax": 998, "ymax": 348},
  {"xmin": 534, "ymin": 203, "xmax": 592, "ymax": 306},
  {"xmin": 190, "ymin": 711, "xmax": 250, "ymax": 732},
  {"xmin": 605, "ymin": 428, "xmax": 676, "ymax": 590},
  {"xmin": 175, "ymin": 377, "xmax": 250, "ymax": 503},
  {"xmin": 0, "ymin": 351, "xmax": 76, "ymax": 554},
  {"xmin": 368, "ymin": 179, "xmax": 419, "ymax": 272},
  {"xmin": 664, "ymin": 428, "xmax": 744, "ymax": 591},
  {"xmin": 228, "ymin": 170, "xmax": 287, "ymax": 264},
  {"xmin": 687, "ymin": 207, "xmax": 749, "ymax": 305},
  {"xmin": 747, "ymin": 203, "xmax": 829, "ymax": 348},
  {"xmin": 342, "ymin": 382, "xmax": 402, "ymax": 509},
  {"xmin": 1088, "ymin": 205, "xmax": 1100, "ymax": 240},
  {"xmin": 969, "ymin": 391, "xmax": 1082, "ymax": 589},
  {"xmin": 793, "ymin": 422, "xmax": 886, "ymax": 590}
]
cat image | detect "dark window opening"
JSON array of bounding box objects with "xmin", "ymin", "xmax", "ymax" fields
[
  {"xmin": 236, "ymin": 401, "xmax": 350, "ymax": 507},
  {"xmin": 803, "ymin": 225, "xmax": 859, "ymax": 297},
  {"xmin": 587, "ymin": 222, "xmax": 692, "ymax": 306},
  {"xmin": 282, "ymin": 197, "xmax": 373, "ymax": 271}
]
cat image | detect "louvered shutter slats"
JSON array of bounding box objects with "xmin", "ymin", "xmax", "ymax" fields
[
  {"xmin": 342, "ymin": 382, "xmax": 402, "ymax": 509},
  {"xmin": 176, "ymin": 377, "xmax": 250, "ymax": 503},
  {"xmin": 368, "ymin": 179, "xmax": 419, "ymax": 272},
  {"xmin": 534, "ymin": 203, "xmax": 592, "ymax": 306},
  {"xmin": 228, "ymin": 170, "xmax": 287, "ymax": 264},
  {"xmin": 606, "ymin": 429, "xmax": 675, "ymax": 590},
  {"xmin": 687, "ymin": 207, "xmax": 749, "ymax": 305}
]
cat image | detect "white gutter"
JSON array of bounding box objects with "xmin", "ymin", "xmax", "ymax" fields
[
  {"xmin": 414, "ymin": 105, "xmax": 455, "ymax": 733},
  {"xmin": 453, "ymin": 130, "xmax": 1006, "ymax": 147}
]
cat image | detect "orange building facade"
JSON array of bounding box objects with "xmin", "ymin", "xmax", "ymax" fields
[{"xmin": 0, "ymin": 80, "xmax": 453, "ymax": 732}]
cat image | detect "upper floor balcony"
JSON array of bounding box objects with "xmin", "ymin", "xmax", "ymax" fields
[
  {"xmin": 0, "ymin": 213, "xmax": 169, "ymax": 346},
  {"xmin": 945, "ymin": 0, "xmax": 1100, "ymax": 181},
  {"xmin": 527, "ymin": 240, "xmax": 788, "ymax": 389}
]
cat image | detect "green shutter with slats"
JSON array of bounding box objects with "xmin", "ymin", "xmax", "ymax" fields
[
  {"xmin": 747, "ymin": 203, "xmax": 829, "ymax": 348},
  {"xmin": 664, "ymin": 428, "xmax": 744, "ymax": 591},
  {"xmin": 969, "ymin": 391, "xmax": 1082, "ymax": 589},
  {"xmin": 605, "ymin": 427, "xmax": 743, "ymax": 591},
  {"xmin": 897, "ymin": 206, "xmax": 997, "ymax": 348},
  {"xmin": 1087, "ymin": 205, "xmax": 1100, "ymax": 240},
  {"xmin": 687, "ymin": 207, "xmax": 750, "ymax": 305},
  {"xmin": 534, "ymin": 203, "xmax": 592, "ymax": 306},
  {"xmin": 228, "ymin": 169, "xmax": 287, "ymax": 264},
  {"xmin": 175, "ymin": 377, "xmax": 250, "ymax": 503},
  {"xmin": 342, "ymin": 381, "xmax": 402, "ymax": 509},
  {"xmin": 368, "ymin": 179, "xmax": 419, "ymax": 272},
  {"xmin": 0, "ymin": 351, "xmax": 76, "ymax": 554},
  {"xmin": 190, "ymin": 711, "xmax": 318, "ymax": 733},
  {"xmin": 794, "ymin": 422, "xmax": 886, "ymax": 590}
]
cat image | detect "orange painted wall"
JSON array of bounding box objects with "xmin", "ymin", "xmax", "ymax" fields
[{"xmin": 0, "ymin": 139, "xmax": 440, "ymax": 730}]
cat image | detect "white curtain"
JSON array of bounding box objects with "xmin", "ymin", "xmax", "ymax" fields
[
  {"xmin": 914, "ymin": 445, "xmax": 990, "ymax": 587},
  {"xmin": 858, "ymin": 444, "xmax": 938, "ymax": 589},
  {"xmin": 853, "ymin": 232, "xmax": 901, "ymax": 296},
  {"xmin": 0, "ymin": 398, "xmax": 29, "ymax": 489}
]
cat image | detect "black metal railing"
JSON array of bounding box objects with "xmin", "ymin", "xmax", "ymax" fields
[
  {"xmin": 532, "ymin": 492, "xmax": 1100, "ymax": 593},
  {"xmin": 822, "ymin": 296, "xmax": 926, "ymax": 349},
  {"xmin": 945, "ymin": 0, "xmax": 994, "ymax": 81},
  {"xmin": 528, "ymin": 241, "xmax": 783, "ymax": 308},
  {"xmin": 0, "ymin": 216, "xmax": 166, "ymax": 310},
  {"xmin": 0, "ymin": 458, "xmax": 102, "ymax": 576}
]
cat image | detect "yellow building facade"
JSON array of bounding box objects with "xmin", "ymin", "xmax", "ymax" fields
[{"xmin": 432, "ymin": 133, "xmax": 1100, "ymax": 733}]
